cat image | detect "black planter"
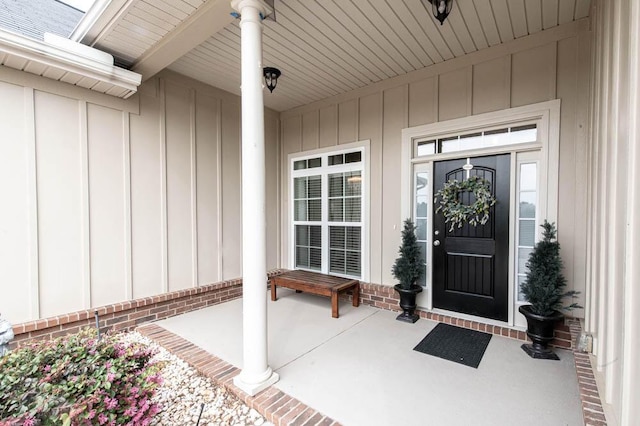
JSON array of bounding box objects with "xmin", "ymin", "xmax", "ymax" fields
[
  {"xmin": 394, "ymin": 284, "xmax": 423, "ymax": 323},
  {"xmin": 519, "ymin": 305, "xmax": 564, "ymax": 360}
]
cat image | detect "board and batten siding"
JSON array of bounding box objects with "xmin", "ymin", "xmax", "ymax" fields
[
  {"xmin": 279, "ymin": 20, "xmax": 592, "ymax": 315},
  {"xmin": 0, "ymin": 68, "xmax": 280, "ymax": 323}
]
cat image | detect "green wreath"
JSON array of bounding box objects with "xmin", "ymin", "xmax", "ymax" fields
[{"xmin": 434, "ymin": 176, "xmax": 497, "ymax": 232}]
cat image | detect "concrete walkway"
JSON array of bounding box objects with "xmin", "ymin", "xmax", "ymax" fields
[{"xmin": 152, "ymin": 290, "xmax": 583, "ymax": 426}]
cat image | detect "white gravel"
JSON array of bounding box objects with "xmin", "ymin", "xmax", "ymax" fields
[{"xmin": 119, "ymin": 332, "xmax": 271, "ymax": 426}]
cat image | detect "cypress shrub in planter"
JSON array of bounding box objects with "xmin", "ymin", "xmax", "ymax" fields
[
  {"xmin": 519, "ymin": 221, "xmax": 581, "ymax": 359},
  {"xmin": 392, "ymin": 219, "xmax": 425, "ymax": 323}
]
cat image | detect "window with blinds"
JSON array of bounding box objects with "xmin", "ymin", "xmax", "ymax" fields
[{"xmin": 291, "ymin": 149, "xmax": 365, "ymax": 279}]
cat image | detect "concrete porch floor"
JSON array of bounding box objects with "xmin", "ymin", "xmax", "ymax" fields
[{"xmin": 153, "ymin": 290, "xmax": 583, "ymax": 426}]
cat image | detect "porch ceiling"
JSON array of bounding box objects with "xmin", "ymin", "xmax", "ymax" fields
[{"xmin": 79, "ymin": 0, "xmax": 591, "ymax": 111}]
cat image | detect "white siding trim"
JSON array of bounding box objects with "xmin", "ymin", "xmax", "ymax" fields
[
  {"xmin": 79, "ymin": 101, "xmax": 91, "ymax": 308},
  {"xmin": 159, "ymin": 79, "xmax": 169, "ymax": 292},
  {"xmin": 622, "ymin": 0, "xmax": 640, "ymax": 423},
  {"xmin": 215, "ymin": 98, "xmax": 223, "ymax": 282},
  {"xmin": 189, "ymin": 89, "xmax": 198, "ymax": 287},
  {"xmin": 122, "ymin": 111, "xmax": 132, "ymax": 300},
  {"xmin": 24, "ymin": 87, "xmax": 40, "ymax": 318}
]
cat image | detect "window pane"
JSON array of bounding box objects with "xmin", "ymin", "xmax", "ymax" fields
[
  {"xmin": 329, "ymin": 199, "xmax": 344, "ymax": 221},
  {"xmin": 416, "ymin": 197, "xmax": 428, "ymax": 218},
  {"xmin": 346, "ymin": 251, "xmax": 361, "ymax": 276},
  {"xmin": 520, "ymin": 163, "xmax": 537, "ymax": 191},
  {"xmin": 296, "ymin": 247, "xmax": 309, "ymax": 268},
  {"xmin": 345, "ymin": 151, "xmax": 362, "ymax": 163},
  {"xmin": 294, "ymin": 160, "xmax": 306, "ymax": 170},
  {"xmin": 309, "ymin": 225, "xmax": 322, "ymax": 247},
  {"xmin": 346, "ymin": 227, "xmax": 361, "ymax": 251},
  {"xmin": 329, "ymin": 174, "xmax": 343, "ymax": 197},
  {"xmin": 329, "ymin": 250, "xmax": 345, "ymax": 274},
  {"xmin": 418, "ymin": 242, "xmax": 427, "ymax": 287},
  {"xmin": 519, "ymin": 192, "xmax": 536, "ymax": 218},
  {"xmin": 518, "ymin": 275, "xmax": 527, "ymax": 302},
  {"xmin": 345, "ymin": 198, "xmax": 361, "ymax": 222},
  {"xmin": 294, "ymin": 177, "xmax": 307, "ymax": 199},
  {"xmin": 329, "ymin": 154, "xmax": 343, "ymax": 166},
  {"xmin": 518, "ymin": 248, "xmax": 532, "ymax": 271},
  {"xmin": 416, "ymin": 140, "xmax": 436, "ymax": 156},
  {"xmin": 294, "ymin": 200, "xmax": 307, "ymax": 221},
  {"xmin": 308, "ymin": 157, "xmax": 322, "ymax": 168},
  {"xmin": 308, "ymin": 175, "xmax": 322, "ymax": 198},
  {"xmin": 346, "ymin": 172, "xmax": 362, "ymax": 196},
  {"xmin": 519, "ymin": 220, "xmax": 536, "ymax": 246},
  {"xmin": 296, "ymin": 225, "xmax": 308, "ymax": 246},
  {"xmin": 416, "ymin": 219, "xmax": 427, "ymax": 241},
  {"xmin": 308, "ymin": 199, "xmax": 322, "ymax": 221},
  {"xmin": 330, "ymin": 227, "xmax": 345, "ymax": 249},
  {"xmin": 309, "ymin": 248, "xmax": 322, "ymax": 270}
]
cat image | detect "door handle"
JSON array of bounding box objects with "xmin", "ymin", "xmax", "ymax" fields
[{"xmin": 433, "ymin": 240, "xmax": 440, "ymax": 246}]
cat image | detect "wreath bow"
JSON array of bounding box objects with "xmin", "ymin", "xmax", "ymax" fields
[{"xmin": 434, "ymin": 176, "xmax": 497, "ymax": 232}]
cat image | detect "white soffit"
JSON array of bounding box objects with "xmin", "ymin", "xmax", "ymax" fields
[
  {"xmin": 0, "ymin": 29, "xmax": 141, "ymax": 98},
  {"xmin": 69, "ymin": 0, "xmax": 592, "ymax": 110},
  {"xmin": 168, "ymin": 0, "xmax": 592, "ymax": 111},
  {"xmin": 71, "ymin": 0, "xmax": 210, "ymax": 65}
]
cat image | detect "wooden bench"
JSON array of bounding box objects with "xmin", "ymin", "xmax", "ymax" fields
[{"xmin": 270, "ymin": 270, "xmax": 360, "ymax": 318}]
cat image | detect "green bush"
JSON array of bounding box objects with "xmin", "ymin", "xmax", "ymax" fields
[
  {"xmin": 391, "ymin": 219, "xmax": 425, "ymax": 290},
  {"xmin": 520, "ymin": 221, "xmax": 581, "ymax": 316},
  {"xmin": 0, "ymin": 328, "xmax": 162, "ymax": 426}
]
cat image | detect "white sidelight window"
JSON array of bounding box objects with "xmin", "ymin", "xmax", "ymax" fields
[
  {"xmin": 413, "ymin": 167, "xmax": 429, "ymax": 288},
  {"xmin": 516, "ymin": 161, "xmax": 538, "ymax": 302},
  {"xmin": 291, "ymin": 147, "xmax": 366, "ymax": 279}
]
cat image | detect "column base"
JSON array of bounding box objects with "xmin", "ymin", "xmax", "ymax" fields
[{"xmin": 233, "ymin": 371, "xmax": 280, "ymax": 396}]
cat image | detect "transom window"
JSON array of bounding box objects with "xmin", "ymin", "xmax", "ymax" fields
[
  {"xmin": 291, "ymin": 148, "xmax": 365, "ymax": 279},
  {"xmin": 415, "ymin": 123, "xmax": 537, "ymax": 157}
]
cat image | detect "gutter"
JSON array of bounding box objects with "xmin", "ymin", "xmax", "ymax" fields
[{"xmin": 0, "ymin": 29, "xmax": 141, "ymax": 98}]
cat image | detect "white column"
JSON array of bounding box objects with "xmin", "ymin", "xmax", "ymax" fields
[{"xmin": 231, "ymin": 0, "xmax": 279, "ymax": 396}]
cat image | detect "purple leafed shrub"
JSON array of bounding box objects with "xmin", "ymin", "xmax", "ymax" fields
[{"xmin": 0, "ymin": 328, "xmax": 162, "ymax": 425}]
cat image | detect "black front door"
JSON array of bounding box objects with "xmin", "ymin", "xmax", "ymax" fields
[{"xmin": 432, "ymin": 154, "xmax": 510, "ymax": 321}]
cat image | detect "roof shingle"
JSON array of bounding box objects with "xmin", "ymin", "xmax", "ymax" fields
[{"xmin": 0, "ymin": 0, "xmax": 83, "ymax": 40}]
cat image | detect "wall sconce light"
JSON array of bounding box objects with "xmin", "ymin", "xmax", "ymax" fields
[
  {"xmin": 263, "ymin": 67, "xmax": 281, "ymax": 93},
  {"xmin": 425, "ymin": 0, "xmax": 453, "ymax": 25}
]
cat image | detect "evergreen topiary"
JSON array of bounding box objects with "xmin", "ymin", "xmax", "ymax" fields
[
  {"xmin": 392, "ymin": 219, "xmax": 425, "ymax": 290},
  {"xmin": 520, "ymin": 221, "xmax": 581, "ymax": 316}
]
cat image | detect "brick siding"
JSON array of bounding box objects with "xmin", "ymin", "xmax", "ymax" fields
[
  {"xmin": 9, "ymin": 270, "xmax": 285, "ymax": 349},
  {"xmin": 350, "ymin": 282, "xmax": 575, "ymax": 349},
  {"xmin": 567, "ymin": 319, "xmax": 608, "ymax": 425}
]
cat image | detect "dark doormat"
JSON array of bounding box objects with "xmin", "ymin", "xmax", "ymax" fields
[{"xmin": 413, "ymin": 323, "xmax": 492, "ymax": 368}]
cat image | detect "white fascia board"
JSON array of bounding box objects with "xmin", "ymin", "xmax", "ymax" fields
[
  {"xmin": 69, "ymin": 0, "xmax": 131, "ymax": 45},
  {"xmin": 0, "ymin": 29, "xmax": 141, "ymax": 98}
]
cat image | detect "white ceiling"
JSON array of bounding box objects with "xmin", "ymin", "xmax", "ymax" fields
[{"xmin": 87, "ymin": 0, "xmax": 592, "ymax": 111}]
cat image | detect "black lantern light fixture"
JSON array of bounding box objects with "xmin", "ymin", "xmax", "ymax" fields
[
  {"xmin": 425, "ymin": 0, "xmax": 453, "ymax": 25},
  {"xmin": 263, "ymin": 67, "xmax": 281, "ymax": 93}
]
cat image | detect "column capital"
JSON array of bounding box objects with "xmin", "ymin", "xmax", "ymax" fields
[{"xmin": 230, "ymin": 0, "xmax": 273, "ymax": 17}]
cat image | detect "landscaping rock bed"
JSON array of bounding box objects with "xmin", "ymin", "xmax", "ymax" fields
[{"xmin": 120, "ymin": 332, "xmax": 268, "ymax": 426}]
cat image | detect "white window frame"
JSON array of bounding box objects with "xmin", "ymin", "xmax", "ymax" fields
[
  {"xmin": 288, "ymin": 140, "xmax": 370, "ymax": 282},
  {"xmin": 400, "ymin": 100, "xmax": 560, "ymax": 327}
]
